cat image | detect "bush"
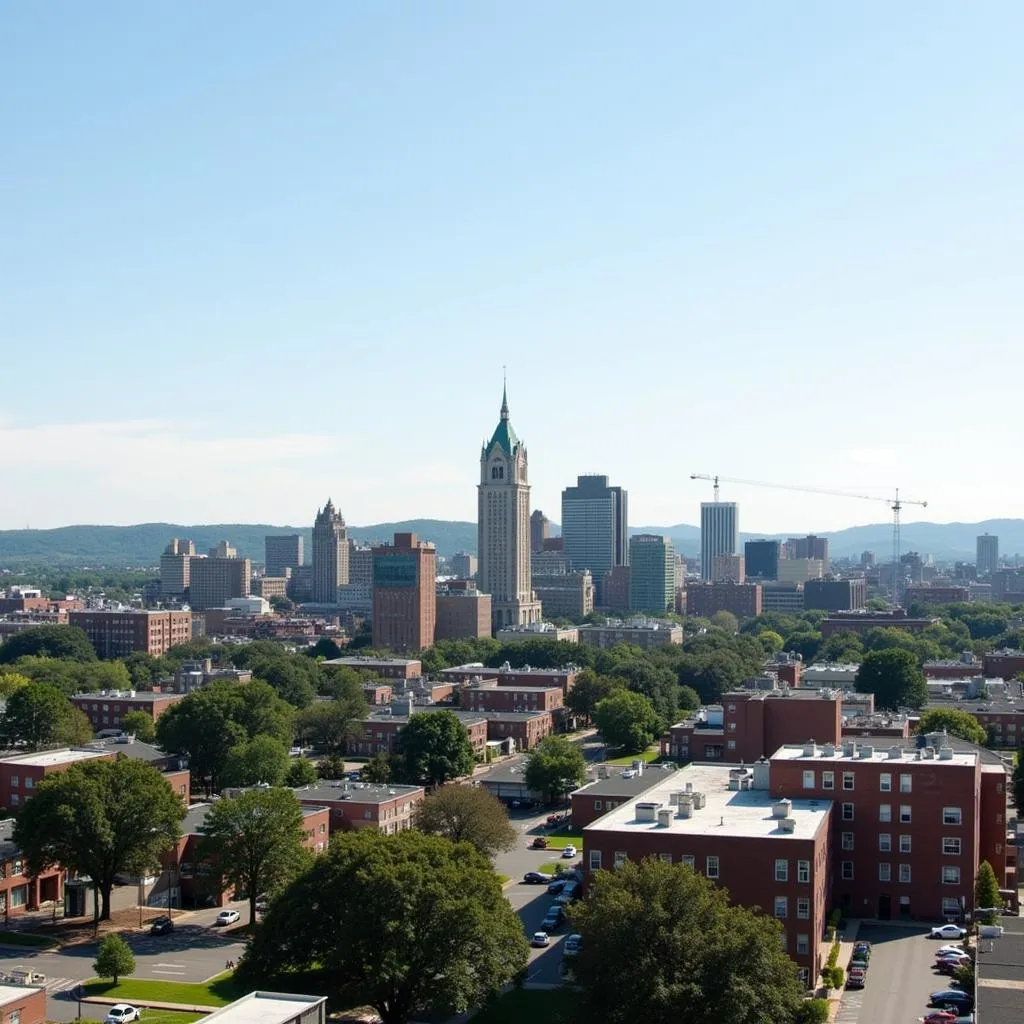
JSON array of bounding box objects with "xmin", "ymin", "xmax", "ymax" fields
[
  {"xmin": 795, "ymin": 997, "xmax": 830, "ymax": 1024},
  {"xmin": 822, "ymin": 965, "xmax": 844, "ymax": 989}
]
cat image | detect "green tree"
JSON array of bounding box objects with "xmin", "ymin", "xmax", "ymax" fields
[
  {"xmin": 122, "ymin": 652, "xmax": 160, "ymax": 687},
  {"xmin": 317, "ymin": 754, "xmax": 348, "ymax": 780},
  {"xmin": 795, "ymin": 998, "xmax": 830, "ymax": 1024},
  {"xmin": 0, "ymin": 683, "xmax": 92, "ymax": 750},
  {"xmin": 0, "ymin": 671, "xmax": 30, "ymax": 698},
  {"xmin": 855, "ymin": 648, "xmax": 928, "ymax": 711},
  {"xmin": 710, "ymin": 610, "xmax": 739, "ymax": 634},
  {"xmin": 360, "ymin": 750, "xmax": 403, "ymax": 783},
  {"xmin": 223, "ymin": 735, "xmax": 290, "ymax": 788},
  {"xmin": 295, "ymin": 694, "xmax": 368, "ymax": 753},
  {"xmin": 198, "ymin": 787, "xmax": 309, "ymax": 927},
  {"xmin": 817, "ymin": 631, "xmax": 864, "ymax": 663},
  {"xmin": 678, "ymin": 685, "xmax": 701, "ymax": 712},
  {"xmin": 397, "ymin": 711, "xmax": 475, "ymax": 787},
  {"xmin": 237, "ymin": 830, "xmax": 528, "ymax": 1024},
  {"xmin": 523, "ymin": 735, "xmax": 586, "ymax": 804},
  {"xmin": 307, "ymin": 637, "xmax": 342, "ymax": 659},
  {"xmin": 414, "ymin": 784, "xmax": 517, "ymax": 858},
  {"xmin": 564, "ymin": 669, "xmax": 620, "ymax": 723},
  {"xmin": 594, "ymin": 690, "xmax": 662, "ymax": 754},
  {"xmin": 285, "ymin": 757, "xmax": 319, "ymax": 787},
  {"xmin": 757, "ymin": 629, "xmax": 785, "ymax": 655},
  {"xmin": 1013, "ymin": 745, "xmax": 1024, "ymax": 812},
  {"xmin": 0, "ymin": 625, "xmax": 97, "ymax": 664},
  {"xmin": 93, "ymin": 933, "xmax": 136, "ymax": 984},
  {"xmin": 269, "ymin": 595, "xmax": 295, "ymax": 613},
  {"xmin": 975, "ymin": 859, "xmax": 1002, "ymax": 923},
  {"xmin": 572, "ymin": 857, "xmax": 804, "ymax": 1024},
  {"xmin": 783, "ymin": 630, "xmax": 822, "ymax": 663},
  {"xmin": 14, "ymin": 757, "xmax": 185, "ymax": 920},
  {"xmin": 915, "ymin": 708, "xmax": 986, "ymax": 746},
  {"xmin": 120, "ymin": 710, "xmax": 156, "ymax": 743}
]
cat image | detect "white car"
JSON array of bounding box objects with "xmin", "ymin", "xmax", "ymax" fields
[
  {"xmin": 531, "ymin": 931, "xmax": 550, "ymax": 948},
  {"xmin": 215, "ymin": 910, "xmax": 240, "ymax": 926},
  {"xmin": 106, "ymin": 1006, "xmax": 141, "ymax": 1024},
  {"xmin": 935, "ymin": 944, "xmax": 969, "ymax": 958},
  {"xmin": 930, "ymin": 924, "xmax": 968, "ymax": 940},
  {"xmin": 562, "ymin": 844, "xmax": 577, "ymax": 859}
]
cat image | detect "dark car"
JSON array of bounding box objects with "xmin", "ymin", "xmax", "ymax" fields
[
  {"xmin": 928, "ymin": 990, "xmax": 974, "ymax": 1012},
  {"xmin": 149, "ymin": 916, "xmax": 174, "ymax": 936},
  {"xmin": 541, "ymin": 906, "xmax": 564, "ymax": 931},
  {"xmin": 530, "ymin": 836, "xmax": 549, "ymax": 849},
  {"xmin": 523, "ymin": 871, "xmax": 553, "ymax": 885},
  {"xmin": 852, "ymin": 942, "xmax": 872, "ymax": 960},
  {"xmin": 547, "ymin": 879, "xmax": 567, "ymax": 895}
]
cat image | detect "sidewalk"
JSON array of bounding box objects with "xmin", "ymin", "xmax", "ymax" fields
[
  {"xmin": 825, "ymin": 920, "xmax": 861, "ymax": 1024},
  {"xmin": 82, "ymin": 995, "xmax": 219, "ymax": 1013}
]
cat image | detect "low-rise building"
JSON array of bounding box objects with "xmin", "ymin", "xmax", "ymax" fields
[
  {"xmin": 199, "ymin": 991, "xmax": 327, "ymax": 1024},
  {"xmin": 348, "ymin": 708, "xmax": 488, "ymax": 760},
  {"xmin": 803, "ymin": 579, "xmax": 867, "ymax": 612},
  {"xmin": 483, "ymin": 710, "xmax": 556, "ymax": 751},
  {"xmin": 976, "ymin": 912, "xmax": 1024, "ymax": 1024},
  {"xmin": 495, "ymin": 623, "xmax": 579, "ymax": 644},
  {"xmin": 434, "ymin": 586, "xmax": 492, "ymax": 640},
  {"xmin": 439, "ymin": 662, "xmax": 581, "ymax": 695},
  {"xmin": 685, "ymin": 582, "xmax": 762, "ymax": 619},
  {"xmin": 293, "ymin": 781, "xmax": 424, "ymax": 836},
  {"xmin": 983, "ymin": 649, "xmax": 1024, "ymax": 680},
  {"xmin": 476, "ymin": 755, "xmax": 545, "ymax": 806},
  {"xmin": 253, "ymin": 576, "xmax": 290, "ymax": 600},
  {"xmin": 362, "ymin": 683, "xmax": 393, "ymax": 705},
  {"xmin": 71, "ymin": 689, "xmax": 184, "ymax": 731},
  {"xmin": 820, "ymin": 610, "xmax": 935, "ymax": 637},
  {"xmin": 577, "ymin": 618, "xmax": 682, "ymax": 651},
  {"xmin": 322, "ymin": 656, "xmax": 422, "ymax": 680},
  {"xmin": 68, "ymin": 609, "xmax": 192, "ymax": 658},
  {"xmin": 904, "ymin": 584, "xmax": 971, "ymax": 605},
  {"xmin": 459, "ymin": 679, "xmax": 564, "ymax": 714},
  {"xmin": 570, "ymin": 762, "xmax": 665, "ymax": 829},
  {"xmin": 0, "ymin": 983, "xmax": 46, "ymax": 1024},
  {"xmin": 924, "ymin": 655, "xmax": 983, "ymax": 679},
  {"xmin": 0, "ymin": 819, "xmax": 64, "ymax": 919},
  {"xmin": 801, "ymin": 663, "xmax": 860, "ymax": 689}
]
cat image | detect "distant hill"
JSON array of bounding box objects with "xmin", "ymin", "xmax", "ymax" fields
[
  {"xmin": 0, "ymin": 518, "xmax": 1019, "ymax": 567},
  {"xmin": 0, "ymin": 520, "xmax": 477, "ymax": 567}
]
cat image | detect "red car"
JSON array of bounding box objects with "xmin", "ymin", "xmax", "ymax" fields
[
  {"xmin": 921, "ymin": 1013, "xmax": 958, "ymax": 1024},
  {"xmin": 530, "ymin": 836, "xmax": 549, "ymax": 849}
]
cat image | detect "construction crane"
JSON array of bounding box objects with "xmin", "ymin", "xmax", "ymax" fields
[{"xmin": 689, "ymin": 474, "xmax": 928, "ymax": 606}]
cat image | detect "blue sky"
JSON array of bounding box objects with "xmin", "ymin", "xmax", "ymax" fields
[{"xmin": 2, "ymin": 3, "xmax": 1021, "ymax": 534}]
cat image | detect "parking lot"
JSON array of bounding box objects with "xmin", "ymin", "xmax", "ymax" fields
[{"xmin": 836, "ymin": 924, "xmax": 971, "ymax": 1024}]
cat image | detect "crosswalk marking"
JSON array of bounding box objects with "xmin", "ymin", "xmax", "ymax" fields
[
  {"xmin": 835, "ymin": 987, "xmax": 864, "ymax": 1024},
  {"xmin": 42, "ymin": 976, "xmax": 79, "ymax": 995}
]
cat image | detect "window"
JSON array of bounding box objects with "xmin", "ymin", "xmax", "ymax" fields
[
  {"xmin": 842, "ymin": 802, "xmax": 854, "ymax": 821},
  {"xmin": 613, "ymin": 851, "xmax": 628, "ymax": 869},
  {"xmin": 878, "ymin": 863, "xmax": 891, "ymax": 882},
  {"xmin": 9, "ymin": 1009, "xmax": 21, "ymax": 1024},
  {"xmin": 841, "ymin": 832, "xmax": 854, "ymax": 851},
  {"xmin": 727, "ymin": 740, "xmax": 737, "ymax": 750},
  {"xmin": 23, "ymin": 777, "xmax": 32, "ymax": 790},
  {"xmin": 899, "ymin": 805, "xmax": 912, "ymax": 823},
  {"xmin": 797, "ymin": 860, "xmax": 810, "ymax": 883},
  {"xmin": 9, "ymin": 886, "xmax": 26, "ymax": 908},
  {"xmin": 879, "ymin": 804, "xmax": 892, "ymax": 822},
  {"xmin": 728, "ymin": 722, "xmax": 736, "ymax": 732},
  {"xmin": 706, "ymin": 856, "xmax": 719, "ymax": 879},
  {"xmin": 899, "ymin": 864, "xmax": 912, "ymax": 884},
  {"xmin": 727, "ymin": 704, "xmax": 736, "ymax": 713},
  {"xmin": 942, "ymin": 866, "xmax": 961, "ymax": 885},
  {"xmin": 9, "ymin": 795, "xmax": 17, "ymax": 807},
  {"xmin": 797, "ymin": 934, "xmax": 809, "ymax": 955},
  {"xmin": 594, "ymin": 800, "xmax": 603, "ymax": 811},
  {"xmin": 775, "ymin": 859, "xmax": 789, "ymax": 882},
  {"xmin": 8, "ymin": 776, "xmax": 17, "ymax": 789},
  {"xmin": 943, "ymin": 837, "xmax": 962, "ymax": 855},
  {"xmin": 879, "ymin": 772, "xmax": 892, "ymax": 792},
  {"xmin": 12, "ymin": 859, "xmax": 22, "ymax": 876},
  {"xmin": 899, "ymin": 835, "xmax": 912, "ymax": 854},
  {"xmin": 943, "ymin": 807, "xmax": 962, "ymax": 825},
  {"xmin": 797, "ymin": 897, "xmax": 810, "ymax": 919},
  {"xmin": 841, "ymin": 861, "xmax": 854, "ymax": 880},
  {"xmin": 942, "ymin": 897, "xmax": 962, "ymax": 915},
  {"xmin": 363, "ymin": 809, "xmax": 373, "ymax": 820},
  {"xmin": 659, "ymin": 853, "xmax": 672, "ymax": 864},
  {"xmin": 879, "ymin": 833, "xmax": 892, "ymax": 852},
  {"xmin": 589, "ymin": 850, "xmax": 602, "ymax": 871},
  {"xmin": 774, "ymin": 896, "xmax": 788, "ymax": 919},
  {"xmin": 842, "ymin": 772, "xmax": 855, "ymax": 791},
  {"xmin": 798, "ymin": 968, "xmax": 810, "ymax": 986},
  {"xmin": 802, "ymin": 770, "xmax": 815, "ymax": 790},
  {"xmin": 899, "ymin": 773, "xmax": 912, "ymax": 793},
  {"xmin": 822, "ymin": 771, "xmax": 834, "ymax": 790},
  {"xmin": 682, "ymin": 855, "xmax": 695, "ymax": 869}
]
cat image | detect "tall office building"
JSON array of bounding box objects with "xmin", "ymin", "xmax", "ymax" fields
[
  {"xmin": 744, "ymin": 539, "xmax": 780, "ymax": 580},
  {"xmin": 711, "ymin": 553, "xmax": 745, "ymax": 583},
  {"xmin": 560, "ymin": 474, "xmax": 628, "ymax": 603},
  {"xmin": 628, "ymin": 534, "xmax": 675, "ymax": 613},
  {"xmin": 265, "ymin": 534, "xmax": 303, "ymax": 578},
  {"xmin": 787, "ymin": 534, "xmax": 829, "ymax": 566},
  {"xmin": 977, "ymin": 534, "xmax": 999, "ymax": 577},
  {"xmin": 530, "ymin": 510, "xmax": 551, "ymax": 553},
  {"xmin": 188, "ymin": 554, "xmax": 251, "ymax": 611},
  {"xmin": 700, "ymin": 502, "xmax": 738, "ymax": 581},
  {"xmin": 348, "ymin": 540, "xmax": 374, "ymax": 586},
  {"xmin": 372, "ymin": 532, "xmax": 436, "ymax": 652},
  {"xmin": 311, "ymin": 499, "xmax": 349, "ymax": 603},
  {"xmin": 160, "ymin": 538, "xmax": 195, "ymax": 597},
  {"xmin": 477, "ymin": 385, "xmax": 542, "ymax": 631}
]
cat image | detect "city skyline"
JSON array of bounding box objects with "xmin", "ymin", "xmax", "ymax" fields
[{"xmin": 3, "ymin": 5, "xmax": 1023, "ymax": 532}]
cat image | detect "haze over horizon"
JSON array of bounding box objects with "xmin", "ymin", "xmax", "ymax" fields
[{"xmin": 2, "ymin": 4, "xmax": 1021, "ymax": 533}]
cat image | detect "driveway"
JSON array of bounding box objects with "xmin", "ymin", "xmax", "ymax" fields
[{"xmin": 835, "ymin": 923, "xmax": 967, "ymax": 1024}]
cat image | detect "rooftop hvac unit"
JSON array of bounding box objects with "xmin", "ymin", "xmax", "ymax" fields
[
  {"xmin": 803, "ymin": 741, "xmax": 817, "ymax": 757},
  {"xmin": 635, "ymin": 802, "xmax": 661, "ymax": 823},
  {"xmin": 779, "ymin": 817, "xmax": 797, "ymax": 834},
  {"xmin": 888, "ymin": 746, "xmax": 903, "ymax": 760},
  {"xmin": 657, "ymin": 808, "xmax": 672, "ymax": 827},
  {"xmin": 692, "ymin": 792, "xmax": 707, "ymax": 809},
  {"xmin": 922, "ymin": 746, "xmax": 936, "ymax": 760},
  {"xmin": 677, "ymin": 796, "xmax": 693, "ymax": 819},
  {"xmin": 842, "ymin": 741, "xmax": 856, "ymax": 757},
  {"xmin": 939, "ymin": 746, "xmax": 955, "ymax": 760},
  {"xmin": 859, "ymin": 745, "xmax": 874, "ymax": 758},
  {"xmin": 772, "ymin": 799, "xmax": 793, "ymax": 819},
  {"xmin": 822, "ymin": 743, "xmax": 836, "ymax": 756}
]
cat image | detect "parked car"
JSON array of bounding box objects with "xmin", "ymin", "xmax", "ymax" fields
[
  {"xmin": 852, "ymin": 941, "xmax": 872, "ymax": 959},
  {"xmin": 531, "ymin": 931, "xmax": 550, "ymax": 948},
  {"xmin": 935, "ymin": 945, "xmax": 969, "ymax": 958},
  {"xmin": 849, "ymin": 958, "xmax": 869, "ymax": 974},
  {"xmin": 928, "ymin": 989, "xmax": 974, "ymax": 1012},
  {"xmin": 562, "ymin": 844, "xmax": 578, "ymax": 859},
  {"xmin": 846, "ymin": 967, "xmax": 866, "ymax": 989},
  {"xmin": 546, "ymin": 814, "xmax": 565, "ymax": 827},
  {"xmin": 105, "ymin": 1006, "xmax": 141, "ymax": 1024},
  {"xmin": 215, "ymin": 910, "xmax": 240, "ymax": 926},
  {"xmin": 547, "ymin": 879, "xmax": 567, "ymax": 895},
  {"xmin": 935, "ymin": 958, "xmax": 967, "ymax": 976},
  {"xmin": 149, "ymin": 915, "xmax": 174, "ymax": 936},
  {"xmin": 930, "ymin": 924, "xmax": 968, "ymax": 940},
  {"xmin": 921, "ymin": 1013, "xmax": 959, "ymax": 1024},
  {"xmin": 542, "ymin": 906, "xmax": 564, "ymax": 931},
  {"xmin": 554, "ymin": 881, "xmax": 579, "ymax": 904},
  {"xmin": 523, "ymin": 871, "xmax": 553, "ymax": 885},
  {"xmin": 563, "ymin": 934, "xmax": 583, "ymax": 957},
  {"xmin": 531, "ymin": 836, "xmax": 549, "ymax": 849}
]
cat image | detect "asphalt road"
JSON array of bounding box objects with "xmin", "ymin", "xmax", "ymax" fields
[{"xmin": 835, "ymin": 924, "xmax": 969, "ymax": 1024}]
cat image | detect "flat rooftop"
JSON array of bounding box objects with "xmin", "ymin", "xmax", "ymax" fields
[
  {"xmin": 574, "ymin": 765, "xmax": 668, "ymax": 799},
  {"xmin": 323, "ymin": 657, "xmax": 421, "ymax": 668},
  {"xmin": 294, "ymin": 782, "xmax": 422, "ymax": 804},
  {"xmin": 771, "ymin": 742, "xmax": 977, "ymax": 767},
  {"xmin": 182, "ymin": 800, "xmax": 328, "ymax": 834},
  {"xmin": 0, "ymin": 748, "xmax": 108, "ymax": 768},
  {"xmin": 475, "ymin": 756, "xmax": 532, "ymax": 786},
  {"xmin": 976, "ymin": 914, "xmax": 1024, "ymax": 1024},
  {"xmin": 198, "ymin": 991, "xmax": 326, "ymax": 1024},
  {"xmin": 0, "ymin": 985, "xmax": 45, "ymax": 1006},
  {"xmin": 72, "ymin": 690, "xmax": 180, "ymax": 702},
  {"xmin": 365, "ymin": 708, "xmax": 487, "ymax": 726},
  {"xmin": 584, "ymin": 763, "xmax": 831, "ymax": 841}
]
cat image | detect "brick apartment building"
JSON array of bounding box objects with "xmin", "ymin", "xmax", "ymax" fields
[
  {"xmin": 0, "ymin": 818, "xmax": 64, "ymax": 919},
  {"xmin": 459, "ymin": 680, "xmax": 564, "ymax": 714},
  {"xmin": 348, "ymin": 709, "xmax": 488, "ymax": 759},
  {"xmin": 577, "ymin": 620, "xmax": 683, "ymax": 651},
  {"xmin": 434, "ymin": 586, "xmax": 492, "ymax": 641},
  {"xmin": 68, "ymin": 609, "xmax": 192, "ymax": 658},
  {"xmin": 0, "ymin": 591, "xmax": 84, "ymax": 615},
  {"xmin": 925, "ymin": 656, "xmax": 983, "ymax": 679},
  {"xmin": 820, "ymin": 610, "xmax": 935, "ymax": 638},
  {"xmin": 439, "ymin": 663, "xmax": 581, "ymax": 696},
  {"xmin": 324, "ymin": 657, "xmax": 422, "ymax": 681},
  {"xmin": 685, "ymin": 582, "xmax": 762, "ymax": 619},
  {"xmin": 0, "ymin": 982, "xmax": 45, "ymax": 1024},
  {"xmin": 571, "ymin": 763, "xmax": 664, "ymax": 828},
  {"xmin": 661, "ymin": 689, "xmax": 842, "ymax": 764},
  {"xmin": 71, "ymin": 689, "xmax": 185, "ymax": 731},
  {"xmin": 293, "ymin": 781, "xmax": 424, "ymax": 836},
  {"xmin": 484, "ymin": 710, "xmax": 556, "ymax": 751},
  {"xmin": 582, "ymin": 760, "xmax": 831, "ymax": 985},
  {"xmin": 983, "ymin": 649, "xmax": 1024, "ymax": 680},
  {"xmin": 904, "ymin": 584, "xmax": 971, "ymax": 605},
  {"xmin": 362, "ymin": 683, "xmax": 393, "ymax": 705},
  {"xmin": 372, "ymin": 533, "xmax": 436, "ymax": 652}
]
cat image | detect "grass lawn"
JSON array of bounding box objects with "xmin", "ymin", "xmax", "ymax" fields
[
  {"xmin": 0, "ymin": 930, "xmax": 58, "ymax": 948},
  {"xmin": 83, "ymin": 973, "xmax": 241, "ymax": 1007},
  {"xmin": 605, "ymin": 745, "xmax": 661, "ymax": 765},
  {"xmin": 89, "ymin": 1013, "xmax": 206, "ymax": 1024},
  {"xmin": 497, "ymin": 874, "xmax": 511, "ymax": 885},
  {"xmin": 544, "ymin": 831, "xmax": 583, "ymax": 850},
  {"xmin": 469, "ymin": 987, "xmax": 577, "ymax": 1024}
]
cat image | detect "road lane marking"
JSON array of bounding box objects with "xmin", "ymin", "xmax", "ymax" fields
[{"xmin": 151, "ymin": 969, "xmax": 187, "ymax": 975}]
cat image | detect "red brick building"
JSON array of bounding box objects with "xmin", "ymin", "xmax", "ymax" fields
[
  {"xmin": 577, "ymin": 621, "xmax": 683, "ymax": 651},
  {"xmin": 71, "ymin": 690, "xmax": 185, "ymax": 731},
  {"xmin": 0, "ymin": 982, "xmax": 46, "ymax": 1024},
  {"xmin": 982, "ymin": 649, "xmax": 1024, "ymax": 680},
  {"xmin": 435, "ymin": 587, "xmax": 492, "ymax": 641},
  {"xmin": 324, "ymin": 657, "xmax": 423, "ymax": 680},
  {"xmin": 924, "ymin": 657, "xmax": 984, "ymax": 679},
  {"xmin": 362, "ymin": 683, "xmax": 393, "ymax": 705},
  {"xmin": 68, "ymin": 609, "xmax": 192, "ymax": 658},
  {"xmin": 0, "ymin": 819, "xmax": 64, "ymax": 919},
  {"xmin": 372, "ymin": 533, "xmax": 436, "ymax": 652},
  {"xmin": 820, "ymin": 610, "xmax": 935, "ymax": 638},
  {"xmin": 570, "ymin": 763, "xmax": 664, "ymax": 829},
  {"xmin": 904, "ymin": 585, "xmax": 971, "ymax": 605},
  {"xmin": 293, "ymin": 781, "xmax": 424, "ymax": 836},
  {"xmin": 484, "ymin": 711, "xmax": 556, "ymax": 751},
  {"xmin": 661, "ymin": 690, "xmax": 842, "ymax": 764},
  {"xmin": 685, "ymin": 582, "xmax": 762, "ymax": 619},
  {"xmin": 439, "ymin": 663, "xmax": 581, "ymax": 695},
  {"xmin": 348, "ymin": 709, "xmax": 488, "ymax": 760},
  {"xmin": 459, "ymin": 680, "xmax": 564, "ymax": 714}
]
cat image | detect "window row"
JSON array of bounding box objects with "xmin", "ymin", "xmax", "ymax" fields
[
  {"xmin": 840, "ymin": 862, "xmax": 962, "ymax": 884},
  {"xmin": 773, "ymin": 859, "xmax": 812, "ymax": 883},
  {"xmin": 841, "ymin": 804, "xmax": 963, "ymax": 825},
  {"xmin": 773, "ymin": 897, "xmax": 813, "ymax": 921},
  {"xmin": 803, "ymin": 770, "xmax": 913, "ymax": 793}
]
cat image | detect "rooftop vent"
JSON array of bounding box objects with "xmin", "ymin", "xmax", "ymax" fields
[
  {"xmin": 657, "ymin": 807, "xmax": 672, "ymax": 827},
  {"xmin": 888, "ymin": 746, "xmax": 903, "ymax": 760},
  {"xmin": 843, "ymin": 741, "xmax": 856, "ymax": 757},
  {"xmin": 772, "ymin": 798, "xmax": 793, "ymax": 819},
  {"xmin": 597, "ymin": 765, "xmax": 609, "ymax": 779},
  {"xmin": 803, "ymin": 741, "xmax": 817, "ymax": 757},
  {"xmin": 859, "ymin": 744, "xmax": 874, "ymax": 759},
  {"xmin": 922, "ymin": 746, "xmax": 936, "ymax": 760},
  {"xmin": 635, "ymin": 801, "xmax": 661, "ymax": 823},
  {"xmin": 939, "ymin": 746, "xmax": 955, "ymax": 760},
  {"xmin": 822, "ymin": 743, "xmax": 836, "ymax": 756},
  {"xmin": 677, "ymin": 795, "xmax": 694, "ymax": 819},
  {"xmin": 779, "ymin": 817, "xmax": 797, "ymax": 834}
]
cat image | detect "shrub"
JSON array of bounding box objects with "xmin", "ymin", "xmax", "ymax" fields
[{"xmin": 795, "ymin": 997, "xmax": 830, "ymax": 1024}]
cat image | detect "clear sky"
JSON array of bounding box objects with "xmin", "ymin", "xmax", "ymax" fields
[{"xmin": 2, "ymin": 3, "xmax": 1021, "ymax": 534}]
